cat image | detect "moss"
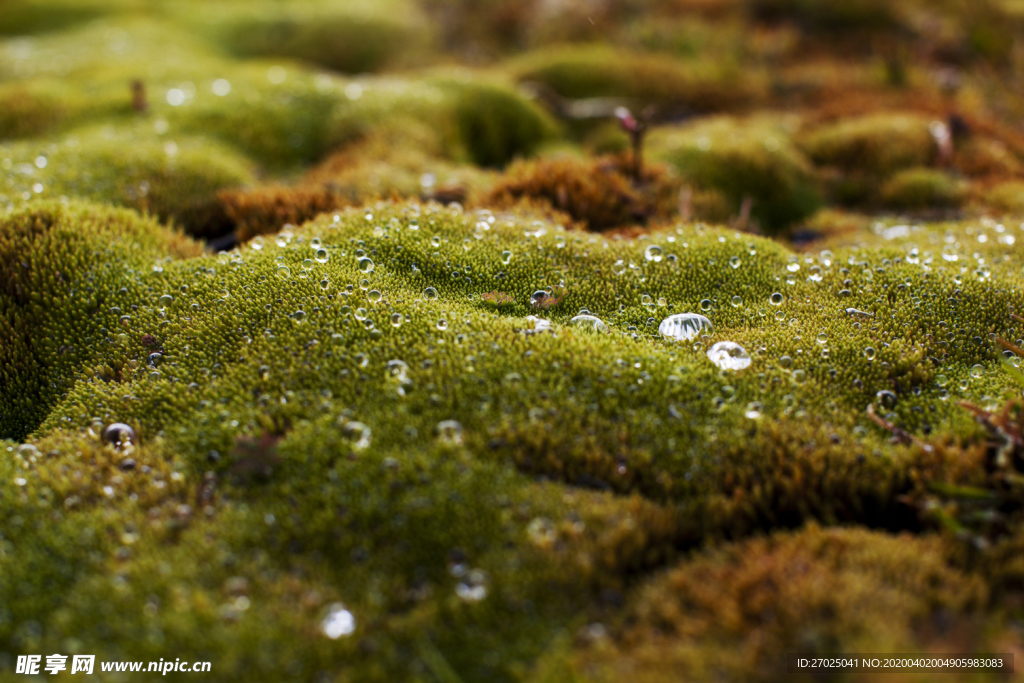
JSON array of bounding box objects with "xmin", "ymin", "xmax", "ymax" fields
[
  {"xmin": 439, "ymin": 78, "xmax": 559, "ymax": 168},
  {"xmin": 3, "ymin": 189, "xmax": 1024, "ymax": 678},
  {"xmin": 749, "ymin": 0, "xmax": 903, "ymax": 32},
  {"xmin": 0, "ymin": 202, "xmax": 201, "ymax": 441},
  {"xmin": 482, "ymin": 154, "xmax": 680, "ymax": 231},
  {"xmin": 880, "ymin": 167, "xmax": 969, "ymax": 211},
  {"xmin": 983, "ymin": 180, "xmax": 1024, "ymax": 214},
  {"xmin": 511, "ymin": 45, "xmax": 764, "ymax": 113},
  {"xmin": 0, "ymin": 125, "xmax": 256, "ymax": 236},
  {"xmin": 0, "ymin": 0, "xmax": 136, "ymax": 35},
  {"xmin": 650, "ymin": 116, "xmax": 821, "ymax": 234},
  {"xmin": 220, "ymin": 185, "xmax": 345, "ymax": 243},
  {"xmin": 5, "ymin": 2, "xmax": 1024, "ymax": 678},
  {"xmin": 799, "ymin": 112, "xmax": 935, "ymax": 177},
  {"xmin": 569, "ymin": 525, "xmax": 990, "ymax": 682},
  {"xmin": 196, "ymin": 1, "xmax": 430, "ymax": 74}
]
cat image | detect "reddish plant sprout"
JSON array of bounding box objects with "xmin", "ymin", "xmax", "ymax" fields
[{"xmin": 481, "ymin": 291, "xmax": 515, "ymax": 309}]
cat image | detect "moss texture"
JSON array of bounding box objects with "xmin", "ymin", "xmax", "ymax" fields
[{"xmin": 4, "ymin": 1, "xmax": 1024, "ymax": 681}]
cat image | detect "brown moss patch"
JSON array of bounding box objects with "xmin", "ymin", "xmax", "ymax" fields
[
  {"xmin": 572, "ymin": 525, "xmax": 991, "ymax": 683},
  {"xmin": 219, "ymin": 185, "xmax": 345, "ymax": 243},
  {"xmin": 481, "ymin": 154, "xmax": 680, "ymax": 231}
]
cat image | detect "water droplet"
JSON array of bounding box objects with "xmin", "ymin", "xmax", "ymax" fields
[
  {"xmin": 769, "ymin": 292, "xmax": 784, "ymax": 306},
  {"xmin": 729, "ymin": 256, "xmax": 741, "ymax": 269},
  {"xmin": 730, "ymin": 296, "xmax": 742, "ymax": 308},
  {"xmin": 293, "ymin": 310, "xmax": 307, "ymax": 323},
  {"xmin": 658, "ymin": 313, "xmax": 713, "ymax": 341},
  {"xmin": 424, "ymin": 287, "xmax": 438, "ymax": 300},
  {"xmin": 569, "ymin": 314, "xmax": 610, "ymax": 333},
  {"xmin": 808, "ymin": 266, "xmax": 823, "ymax": 282},
  {"xmin": 367, "ymin": 290, "xmax": 382, "ymax": 303},
  {"xmin": 816, "ymin": 333, "xmax": 827, "ymax": 345},
  {"xmin": 779, "ymin": 355, "xmax": 792, "ymax": 368},
  {"xmin": 390, "ymin": 313, "xmax": 403, "ymax": 328},
  {"xmin": 644, "ymin": 245, "xmax": 663, "ymax": 262},
  {"xmin": 354, "ymin": 308, "xmax": 367, "ymax": 321},
  {"xmin": 501, "ymin": 250, "xmax": 513, "ymax": 265},
  {"xmin": 103, "ymin": 423, "xmax": 136, "ymax": 447},
  {"xmin": 321, "ymin": 604, "xmax": 355, "ymax": 639},
  {"xmin": 302, "ymin": 259, "xmax": 315, "ymax": 270},
  {"xmin": 706, "ymin": 341, "xmax": 751, "ymax": 371},
  {"xmin": 158, "ymin": 294, "xmax": 173, "ymax": 310},
  {"xmin": 358, "ymin": 258, "xmax": 374, "ymax": 274},
  {"xmin": 431, "ymin": 235, "xmax": 442, "ymax": 248},
  {"xmin": 320, "ymin": 278, "xmax": 330, "ymax": 291},
  {"xmin": 436, "ymin": 420, "xmax": 464, "ymax": 445},
  {"xmin": 612, "ymin": 260, "xmax": 626, "ymax": 276},
  {"xmin": 436, "ymin": 319, "xmax": 448, "ymax": 331},
  {"xmin": 276, "ymin": 265, "xmax": 291, "ymax": 279},
  {"xmin": 699, "ymin": 299, "xmax": 712, "ymax": 312},
  {"xmin": 970, "ymin": 364, "xmax": 984, "ymax": 379},
  {"xmin": 315, "ymin": 248, "xmax": 329, "ymax": 264},
  {"xmin": 864, "ymin": 347, "xmax": 876, "ymax": 361},
  {"xmin": 876, "ymin": 390, "xmax": 897, "ymax": 409},
  {"xmin": 744, "ymin": 402, "xmax": 762, "ymax": 419},
  {"xmin": 386, "ymin": 359, "xmax": 409, "ymax": 382},
  {"xmin": 342, "ymin": 421, "xmax": 371, "ymax": 451}
]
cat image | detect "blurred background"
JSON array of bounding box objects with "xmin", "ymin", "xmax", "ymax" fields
[{"xmin": 1, "ymin": 0, "xmax": 1023, "ymax": 244}]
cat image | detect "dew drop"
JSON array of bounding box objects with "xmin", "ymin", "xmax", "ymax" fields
[
  {"xmin": 706, "ymin": 341, "xmax": 751, "ymax": 371},
  {"xmin": 769, "ymin": 292, "xmax": 784, "ymax": 306},
  {"xmin": 644, "ymin": 245, "xmax": 663, "ymax": 262},
  {"xmin": 569, "ymin": 314, "xmax": 610, "ymax": 333},
  {"xmin": 321, "ymin": 604, "xmax": 355, "ymax": 639},
  {"xmin": 658, "ymin": 313, "xmax": 713, "ymax": 342},
  {"xmin": 423, "ymin": 287, "xmax": 438, "ymax": 300}
]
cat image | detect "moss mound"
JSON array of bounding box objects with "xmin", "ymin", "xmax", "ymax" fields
[
  {"xmin": 651, "ymin": 116, "xmax": 821, "ymax": 234},
  {"xmin": 5, "ymin": 1, "xmax": 1024, "ymax": 680}
]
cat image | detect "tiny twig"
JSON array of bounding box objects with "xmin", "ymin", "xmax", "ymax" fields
[{"xmin": 867, "ymin": 403, "xmax": 933, "ymax": 452}]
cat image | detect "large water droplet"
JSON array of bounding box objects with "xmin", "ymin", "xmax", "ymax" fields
[
  {"xmin": 103, "ymin": 423, "xmax": 136, "ymax": 447},
  {"xmin": 358, "ymin": 258, "xmax": 374, "ymax": 274},
  {"xmin": 644, "ymin": 245, "xmax": 663, "ymax": 262},
  {"xmin": 706, "ymin": 341, "xmax": 751, "ymax": 371},
  {"xmin": 569, "ymin": 314, "xmax": 609, "ymax": 333},
  {"xmin": 315, "ymin": 248, "xmax": 329, "ymax": 264},
  {"xmin": 769, "ymin": 292, "xmax": 784, "ymax": 306},
  {"xmin": 424, "ymin": 287, "xmax": 438, "ymax": 300},
  {"xmin": 659, "ymin": 313, "xmax": 713, "ymax": 341}
]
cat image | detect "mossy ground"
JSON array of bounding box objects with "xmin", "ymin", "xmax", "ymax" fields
[{"xmin": 3, "ymin": 2, "xmax": 1024, "ymax": 682}]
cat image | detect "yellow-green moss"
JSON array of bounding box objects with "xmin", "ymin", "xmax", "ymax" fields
[
  {"xmin": 569, "ymin": 524, "xmax": 991, "ymax": 682},
  {"xmin": 880, "ymin": 167, "xmax": 969, "ymax": 211},
  {"xmin": 510, "ymin": 46, "xmax": 764, "ymax": 113},
  {"xmin": 0, "ymin": 125, "xmax": 256, "ymax": 235},
  {"xmin": 650, "ymin": 116, "xmax": 821, "ymax": 234}
]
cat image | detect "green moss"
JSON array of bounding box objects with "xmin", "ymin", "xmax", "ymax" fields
[
  {"xmin": 0, "ymin": 202, "xmax": 201, "ymax": 441},
  {"xmin": 984, "ymin": 180, "xmax": 1024, "ymax": 214},
  {"xmin": 510, "ymin": 46, "xmax": 764, "ymax": 113},
  {"xmin": 0, "ymin": 124, "xmax": 256, "ymax": 235},
  {"xmin": 650, "ymin": 116, "xmax": 821, "ymax": 234},
  {"xmin": 799, "ymin": 113, "xmax": 935, "ymax": 177},
  {"xmin": 880, "ymin": 167, "xmax": 969, "ymax": 210},
  {"xmin": 192, "ymin": 1, "xmax": 430, "ymax": 74},
  {"xmin": 0, "ymin": 0, "xmax": 138, "ymax": 35}
]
